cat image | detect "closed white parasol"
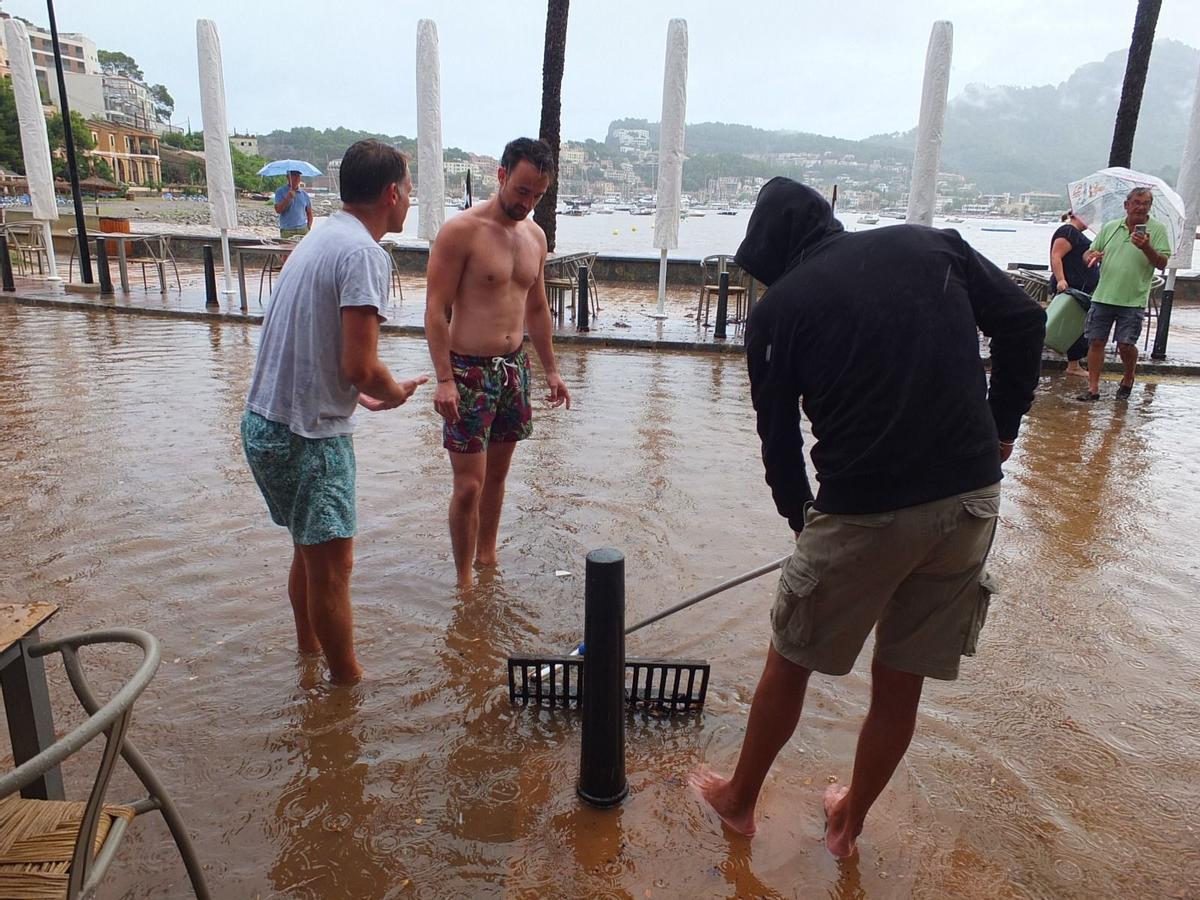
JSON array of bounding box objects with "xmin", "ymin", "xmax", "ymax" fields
[
  {"xmin": 4, "ymin": 19, "xmax": 60, "ymax": 281},
  {"xmin": 652, "ymin": 18, "xmax": 688, "ymax": 317},
  {"xmin": 416, "ymin": 19, "xmax": 446, "ymax": 242},
  {"xmin": 197, "ymin": 19, "xmax": 238, "ymax": 297}
]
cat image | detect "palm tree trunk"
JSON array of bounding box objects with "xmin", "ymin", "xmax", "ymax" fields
[
  {"xmin": 534, "ymin": 0, "xmax": 569, "ymax": 252},
  {"xmin": 1108, "ymin": 0, "xmax": 1162, "ymax": 168}
]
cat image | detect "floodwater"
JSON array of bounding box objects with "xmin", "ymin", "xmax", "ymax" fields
[{"xmin": 1, "ymin": 303, "xmax": 1198, "ymax": 899}]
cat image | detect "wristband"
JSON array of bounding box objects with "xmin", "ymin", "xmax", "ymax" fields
[{"xmin": 437, "ymin": 376, "xmax": 453, "ymax": 384}]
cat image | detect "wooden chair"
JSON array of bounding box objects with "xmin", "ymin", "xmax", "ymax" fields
[
  {"xmin": 0, "ymin": 628, "xmax": 210, "ymax": 899},
  {"xmin": 698, "ymin": 254, "xmax": 748, "ymax": 326}
]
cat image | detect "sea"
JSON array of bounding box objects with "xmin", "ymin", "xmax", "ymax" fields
[{"xmin": 389, "ymin": 207, "xmax": 1200, "ymax": 276}]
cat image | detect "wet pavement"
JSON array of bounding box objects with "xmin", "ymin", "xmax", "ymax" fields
[{"xmin": 1, "ymin": 289, "xmax": 1199, "ymax": 898}]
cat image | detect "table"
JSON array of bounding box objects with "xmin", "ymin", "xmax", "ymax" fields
[
  {"xmin": 237, "ymin": 243, "xmax": 296, "ymax": 310},
  {"xmin": 103, "ymin": 233, "xmax": 177, "ymax": 294},
  {"xmin": 0, "ymin": 602, "xmax": 62, "ymax": 800}
]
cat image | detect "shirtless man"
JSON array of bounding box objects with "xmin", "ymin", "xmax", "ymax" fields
[{"xmin": 425, "ymin": 137, "xmax": 571, "ymax": 589}]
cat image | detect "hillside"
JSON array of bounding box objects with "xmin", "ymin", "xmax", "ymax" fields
[{"xmin": 611, "ymin": 39, "xmax": 1198, "ymax": 194}]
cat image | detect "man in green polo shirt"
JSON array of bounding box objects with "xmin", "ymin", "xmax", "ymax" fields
[{"xmin": 1076, "ymin": 187, "xmax": 1171, "ymax": 401}]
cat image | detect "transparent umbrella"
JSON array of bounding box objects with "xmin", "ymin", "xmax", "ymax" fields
[{"xmin": 1067, "ymin": 167, "xmax": 1185, "ymax": 251}]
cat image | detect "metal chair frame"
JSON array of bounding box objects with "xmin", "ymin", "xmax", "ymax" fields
[
  {"xmin": 0, "ymin": 628, "xmax": 210, "ymax": 899},
  {"xmin": 544, "ymin": 251, "xmax": 599, "ymax": 321},
  {"xmin": 2, "ymin": 222, "xmax": 47, "ymax": 277}
]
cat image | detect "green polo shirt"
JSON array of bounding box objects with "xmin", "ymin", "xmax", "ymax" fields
[{"xmin": 1089, "ymin": 217, "xmax": 1171, "ymax": 308}]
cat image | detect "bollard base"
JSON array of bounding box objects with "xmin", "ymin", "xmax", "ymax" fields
[
  {"xmin": 64, "ymin": 282, "xmax": 102, "ymax": 294},
  {"xmin": 576, "ymin": 781, "xmax": 629, "ymax": 809}
]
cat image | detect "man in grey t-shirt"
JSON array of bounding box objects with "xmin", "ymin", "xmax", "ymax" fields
[{"xmin": 242, "ymin": 140, "xmax": 427, "ymax": 685}]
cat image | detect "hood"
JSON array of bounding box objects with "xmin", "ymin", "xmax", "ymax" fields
[{"xmin": 734, "ymin": 177, "xmax": 844, "ymax": 286}]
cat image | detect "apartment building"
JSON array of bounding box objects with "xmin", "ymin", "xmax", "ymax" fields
[{"xmin": 87, "ymin": 119, "xmax": 162, "ymax": 185}]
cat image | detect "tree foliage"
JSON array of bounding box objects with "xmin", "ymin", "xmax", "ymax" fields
[
  {"xmin": 149, "ymin": 84, "xmax": 174, "ymax": 123},
  {"xmin": 45, "ymin": 111, "xmax": 97, "ymax": 179},
  {"xmin": 162, "ymin": 131, "xmax": 204, "ymax": 151},
  {"xmin": 230, "ymin": 145, "xmax": 283, "ymax": 193},
  {"xmin": 97, "ymin": 49, "xmax": 144, "ymax": 81},
  {"xmin": 0, "ymin": 77, "xmax": 23, "ymax": 173},
  {"xmin": 257, "ymin": 126, "xmax": 419, "ymax": 173}
]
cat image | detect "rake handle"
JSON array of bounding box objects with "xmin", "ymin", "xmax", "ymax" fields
[{"xmin": 624, "ymin": 554, "xmax": 790, "ymax": 636}]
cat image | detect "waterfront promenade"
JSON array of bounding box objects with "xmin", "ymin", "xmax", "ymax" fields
[{"xmin": 6, "ymin": 261, "xmax": 1200, "ymax": 374}]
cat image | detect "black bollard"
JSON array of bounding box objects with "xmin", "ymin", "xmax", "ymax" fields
[
  {"xmin": 1151, "ymin": 287, "xmax": 1174, "ymax": 360},
  {"xmin": 0, "ymin": 236, "xmax": 14, "ymax": 292},
  {"xmin": 577, "ymin": 264, "xmax": 590, "ymax": 332},
  {"xmin": 94, "ymin": 238, "xmax": 113, "ymax": 295},
  {"xmin": 203, "ymin": 245, "xmax": 219, "ymax": 307},
  {"xmin": 713, "ymin": 270, "xmax": 730, "ymax": 340},
  {"xmin": 577, "ymin": 548, "xmax": 629, "ymax": 808}
]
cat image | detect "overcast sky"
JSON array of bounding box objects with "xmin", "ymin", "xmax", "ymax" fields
[{"xmin": 4, "ymin": 0, "xmax": 1199, "ymax": 154}]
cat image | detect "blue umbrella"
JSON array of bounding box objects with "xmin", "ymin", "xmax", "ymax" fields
[{"xmin": 257, "ymin": 159, "xmax": 322, "ymax": 177}]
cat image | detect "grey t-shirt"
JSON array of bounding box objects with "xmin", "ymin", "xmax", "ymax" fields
[{"xmin": 245, "ymin": 211, "xmax": 390, "ymax": 438}]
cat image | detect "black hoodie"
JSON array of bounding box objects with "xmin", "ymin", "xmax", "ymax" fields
[{"xmin": 736, "ymin": 178, "xmax": 1045, "ymax": 530}]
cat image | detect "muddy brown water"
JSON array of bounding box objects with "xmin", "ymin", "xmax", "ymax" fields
[{"xmin": 1, "ymin": 303, "xmax": 1198, "ymax": 899}]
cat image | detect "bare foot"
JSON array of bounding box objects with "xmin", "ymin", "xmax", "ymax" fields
[
  {"xmin": 1064, "ymin": 365, "xmax": 1087, "ymax": 378},
  {"xmin": 688, "ymin": 765, "xmax": 756, "ymax": 836},
  {"xmin": 326, "ymin": 661, "xmax": 364, "ymax": 686},
  {"xmin": 823, "ymin": 784, "xmax": 860, "ymax": 859}
]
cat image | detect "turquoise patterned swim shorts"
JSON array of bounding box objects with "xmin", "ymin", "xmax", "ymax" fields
[{"xmin": 241, "ymin": 410, "xmax": 356, "ymax": 545}]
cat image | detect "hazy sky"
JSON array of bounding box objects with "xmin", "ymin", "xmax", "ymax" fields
[{"xmin": 4, "ymin": 0, "xmax": 1200, "ymax": 154}]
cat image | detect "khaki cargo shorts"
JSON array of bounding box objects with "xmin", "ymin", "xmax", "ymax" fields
[{"xmin": 770, "ymin": 483, "xmax": 1001, "ymax": 680}]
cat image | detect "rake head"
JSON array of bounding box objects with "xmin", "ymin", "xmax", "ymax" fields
[{"xmin": 507, "ymin": 655, "xmax": 709, "ymax": 713}]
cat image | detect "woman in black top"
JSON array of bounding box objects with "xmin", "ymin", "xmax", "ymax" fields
[{"xmin": 1049, "ymin": 210, "xmax": 1100, "ymax": 376}]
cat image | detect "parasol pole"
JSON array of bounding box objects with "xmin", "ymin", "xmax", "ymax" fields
[
  {"xmin": 220, "ymin": 229, "xmax": 233, "ymax": 297},
  {"xmin": 46, "ymin": 0, "xmax": 89, "ymax": 282},
  {"xmin": 41, "ymin": 222, "xmax": 60, "ymax": 281}
]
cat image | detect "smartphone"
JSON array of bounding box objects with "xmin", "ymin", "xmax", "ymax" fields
[{"xmin": 1134, "ymin": 223, "xmax": 1148, "ymax": 235}]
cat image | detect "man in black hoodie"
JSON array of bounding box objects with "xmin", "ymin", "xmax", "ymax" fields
[{"xmin": 691, "ymin": 178, "xmax": 1044, "ymax": 856}]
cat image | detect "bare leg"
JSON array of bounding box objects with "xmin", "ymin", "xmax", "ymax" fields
[
  {"xmin": 1117, "ymin": 341, "xmax": 1138, "ymax": 388},
  {"xmin": 296, "ymin": 537, "xmax": 362, "ymax": 684},
  {"xmin": 288, "ymin": 544, "xmax": 320, "ymax": 654},
  {"xmin": 448, "ymin": 450, "xmax": 486, "ymax": 589},
  {"xmin": 476, "ymin": 441, "xmax": 517, "ymax": 568},
  {"xmin": 824, "ymin": 658, "xmax": 924, "ymax": 858},
  {"xmin": 1086, "ymin": 339, "xmax": 1105, "ymax": 395},
  {"xmin": 690, "ymin": 644, "xmax": 811, "ymax": 836}
]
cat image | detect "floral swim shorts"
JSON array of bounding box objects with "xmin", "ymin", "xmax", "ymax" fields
[{"xmin": 443, "ymin": 348, "xmax": 533, "ymax": 454}]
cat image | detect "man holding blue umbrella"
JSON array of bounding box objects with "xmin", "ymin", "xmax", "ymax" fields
[{"xmin": 275, "ymin": 169, "xmax": 313, "ymax": 238}]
